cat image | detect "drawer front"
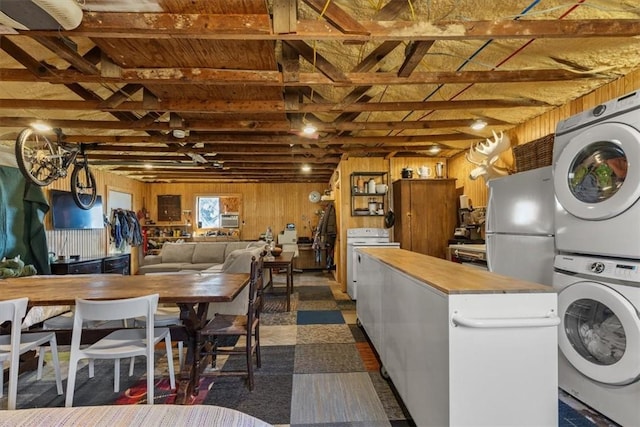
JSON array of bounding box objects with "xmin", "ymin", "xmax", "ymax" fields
[
  {"xmin": 69, "ymin": 261, "xmax": 102, "ymax": 275},
  {"xmin": 103, "ymin": 256, "xmax": 130, "ymax": 275}
]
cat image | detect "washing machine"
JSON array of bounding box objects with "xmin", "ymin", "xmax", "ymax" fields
[
  {"xmin": 553, "ymin": 89, "xmax": 640, "ymax": 259},
  {"xmin": 554, "ymin": 253, "xmax": 640, "ymax": 426}
]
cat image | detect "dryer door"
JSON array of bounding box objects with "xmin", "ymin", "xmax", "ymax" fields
[
  {"xmin": 554, "ymin": 122, "xmax": 640, "ymax": 220},
  {"xmin": 558, "ymin": 281, "xmax": 640, "ymax": 385}
]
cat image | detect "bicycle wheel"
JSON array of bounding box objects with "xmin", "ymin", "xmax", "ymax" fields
[
  {"xmin": 15, "ymin": 127, "xmax": 61, "ymax": 186},
  {"xmin": 71, "ymin": 163, "xmax": 97, "ymax": 209}
]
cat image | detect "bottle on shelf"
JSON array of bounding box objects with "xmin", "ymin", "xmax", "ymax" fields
[
  {"xmin": 367, "ymin": 178, "xmax": 376, "ymax": 194},
  {"xmin": 357, "ymin": 177, "xmax": 365, "ymax": 193}
]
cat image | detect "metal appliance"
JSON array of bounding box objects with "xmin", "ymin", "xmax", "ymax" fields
[
  {"xmin": 553, "ymin": 89, "xmax": 640, "ymax": 259},
  {"xmin": 553, "ymin": 253, "xmax": 640, "ymax": 427},
  {"xmin": 447, "ymin": 243, "xmax": 487, "ymax": 270},
  {"xmin": 346, "ymin": 228, "xmax": 399, "ymax": 300},
  {"xmin": 277, "ymin": 225, "xmax": 299, "ymax": 257},
  {"xmin": 220, "ymin": 213, "xmax": 239, "ymax": 228},
  {"xmin": 485, "ymin": 166, "xmax": 555, "ymax": 285}
]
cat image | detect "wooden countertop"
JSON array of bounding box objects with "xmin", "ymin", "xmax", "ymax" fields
[{"xmin": 358, "ymin": 247, "xmax": 554, "ymax": 295}]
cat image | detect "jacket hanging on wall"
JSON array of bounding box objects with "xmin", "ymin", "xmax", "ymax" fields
[
  {"xmin": 109, "ymin": 209, "xmax": 143, "ymax": 251},
  {"xmin": 0, "ymin": 166, "xmax": 50, "ymax": 275},
  {"xmin": 312, "ymin": 202, "xmax": 337, "ymax": 269}
]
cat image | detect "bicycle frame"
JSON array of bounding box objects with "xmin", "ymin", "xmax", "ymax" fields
[{"xmin": 15, "ymin": 127, "xmax": 98, "ymax": 210}]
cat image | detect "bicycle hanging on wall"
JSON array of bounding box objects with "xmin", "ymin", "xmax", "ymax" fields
[{"xmin": 15, "ymin": 127, "xmax": 98, "ymax": 209}]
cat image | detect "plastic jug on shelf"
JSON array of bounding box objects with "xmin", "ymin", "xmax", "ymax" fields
[{"xmin": 367, "ymin": 178, "xmax": 376, "ymax": 194}]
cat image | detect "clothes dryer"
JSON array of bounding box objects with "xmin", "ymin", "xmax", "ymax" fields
[
  {"xmin": 553, "ymin": 253, "xmax": 640, "ymax": 427},
  {"xmin": 553, "ymin": 90, "xmax": 640, "ymax": 259}
]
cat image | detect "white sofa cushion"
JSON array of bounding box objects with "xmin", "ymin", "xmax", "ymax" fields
[
  {"xmin": 219, "ymin": 247, "xmax": 263, "ymax": 274},
  {"xmin": 161, "ymin": 242, "xmax": 196, "ymax": 263},
  {"xmin": 192, "ymin": 242, "xmax": 226, "ymax": 264}
]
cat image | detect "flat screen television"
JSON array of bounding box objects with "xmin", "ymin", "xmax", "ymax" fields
[{"xmin": 50, "ymin": 190, "xmax": 104, "ymax": 229}]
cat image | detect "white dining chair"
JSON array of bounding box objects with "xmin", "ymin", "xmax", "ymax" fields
[
  {"xmin": 0, "ymin": 297, "xmax": 63, "ymax": 410},
  {"xmin": 65, "ymin": 294, "xmax": 175, "ymax": 407},
  {"xmin": 133, "ymin": 305, "xmax": 184, "ymax": 370}
]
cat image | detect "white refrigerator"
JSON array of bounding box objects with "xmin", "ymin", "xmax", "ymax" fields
[{"xmin": 486, "ymin": 166, "xmax": 555, "ymax": 286}]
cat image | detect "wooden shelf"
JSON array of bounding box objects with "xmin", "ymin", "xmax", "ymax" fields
[{"xmin": 350, "ymin": 172, "xmax": 388, "ymax": 216}]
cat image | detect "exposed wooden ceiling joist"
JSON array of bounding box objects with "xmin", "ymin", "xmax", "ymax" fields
[{"xmin": 0, "ymin": 1, "xmax": 638, "ymax": 184}]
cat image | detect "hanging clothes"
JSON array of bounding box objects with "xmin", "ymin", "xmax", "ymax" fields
[
  {"xmin": 109, "ymin": 209, "xmax": 143, "ymax": 251},
  {"xmin": 0, "ymin": 166, "xmax": 50, "ymax": 275},
  {"xmin": 312, "ymin": 202, "xmax": 337, "ymax": 269}
]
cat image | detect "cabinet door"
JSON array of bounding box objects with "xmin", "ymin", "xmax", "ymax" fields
[
  {"xmin": 394, "ymin": 180, "xmax": 457, "ymax": 258},
  {"xmin": 392, "ymin": 180, "xmax": 412, "ymax": 249}
]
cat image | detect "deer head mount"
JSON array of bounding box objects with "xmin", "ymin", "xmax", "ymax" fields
[{"xmin": 466, "ymin": 130, "xmax": 512, "ymax": 183}]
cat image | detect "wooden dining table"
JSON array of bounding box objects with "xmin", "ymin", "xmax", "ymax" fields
[{"xmin": 0, "ymin": 272, "xmax": 250, "ymax": 405}]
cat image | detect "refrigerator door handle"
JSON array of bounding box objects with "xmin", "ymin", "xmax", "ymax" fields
[{"xmin": 451, "ymin": 312, "xmax": 560, "ymax": 329}]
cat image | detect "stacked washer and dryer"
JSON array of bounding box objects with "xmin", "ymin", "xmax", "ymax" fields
[{"xmin": 552, "ymin": 90, "xmax": 640, "ymax": 426}]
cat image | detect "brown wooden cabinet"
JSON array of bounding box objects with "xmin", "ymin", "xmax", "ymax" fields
[{"xmin": 392, "ymin": 179, "xmax": 457, "ymax": 259}]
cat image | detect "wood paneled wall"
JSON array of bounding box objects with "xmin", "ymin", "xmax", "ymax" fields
[{"xmin": 141, "ymin": 182, "xmax": 327, "ymax": 243}]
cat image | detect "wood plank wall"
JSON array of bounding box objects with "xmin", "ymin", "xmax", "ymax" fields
[{"xmin": 141, "ymin": 182, "xmax": 327, "ymax": 243}]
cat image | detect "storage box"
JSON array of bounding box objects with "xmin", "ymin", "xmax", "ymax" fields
[{"xmin": 513, "ymin": 134, "xmax": 554, "ymax": 172}]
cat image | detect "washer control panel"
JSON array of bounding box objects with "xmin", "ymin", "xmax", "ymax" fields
[{"xmin": 555, "ymin": 254, "xmax": 640, "ymax": 282}]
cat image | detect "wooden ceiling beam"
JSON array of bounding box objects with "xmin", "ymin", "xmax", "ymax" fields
[
  {"xmin": 351, "ymin": 41, "xmax": 402, "ymax": 73},
  {"xmin": 29, "ymin": 16, "xmax": 640, "ymax": 40},
  {"xmin": 61, "ymin": 132, "xmax": 476, "ymax": 145},
  {"xmin": 0, "ymin": 36, "xmax": 54, "ymax": 77},
  {"xmin": 98, "ymin": 84, "xmax": 144, "ymax": 109},
  {"xmin": 398, "ymin": 40, "xmax": 435, "ymax": 77},
  {"xmin": 115, "ymin": 168, "xmax": 335, "ymax": 175},
  {"xmin": 0, "ymin": 116, "xmax": 506, "ymax": 132},
  {"xmin": 89, "ymin": 144, "xmax": 332, "ymax": 156},
  {"xmin": 284, "ymin": 40, "xmax": 349, "ymax": 83},
  {"xmin": 0, "ymin": 67, "xmax": 602, "ymax": 85},
  {"xmin": 0, "ymin": 98, "xmax": 547, "ymax": 114},
  {"xmin": 272, "ymin": 0, "xmax": 297, "ymax": 34},
  {"xmin": 31, "ymin": 36, "xmax": 100, "ymax": 75},
  {"xmin": 87, "ymin": 153, "xmax": 339, "ymax": 163}
]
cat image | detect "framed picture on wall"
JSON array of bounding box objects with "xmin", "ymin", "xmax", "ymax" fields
[{"xmin": 157, "ymin": 195, "xmax": 181, "ymax": 222}]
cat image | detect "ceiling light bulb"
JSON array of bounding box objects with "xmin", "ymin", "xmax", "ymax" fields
[
  {"xmin": 302, "ymin": 124, "xmax": 317, "ymax": 135},
  {"xmin": 429, "ymin": 146, "xmax": 441, "ymax": 154},
  {"xmin": 31, "ymin": 122, "xmax": 52, "ymax": 132},
  {"xmin": 172, "ymin": 129, "xmax": 187, "ymax": 138},
  {"xmin": 470, "ymin": 119, "xmax": 487, "ymax": 131},
  {"xmin": 144, "ymin": 163, "xmax": 153, "ymax": 169}
]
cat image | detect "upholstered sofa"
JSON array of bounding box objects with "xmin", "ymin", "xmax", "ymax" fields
[{"xmin": 137, "ymin": 241, "xmax": 265, "ymax": 275}]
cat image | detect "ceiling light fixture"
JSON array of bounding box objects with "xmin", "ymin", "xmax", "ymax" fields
[
  {"xmin": 428, "ymin": 146, "xmax": 442, "ymax": 155},
  {"xmin": 470, "ymin": 119, "xmax": 487, "ymax": 131},
  {"xmin": 31, "ymin": 122, "xmax": 52, "ymax": 132},
  {"xmin": 301, "ymin": 164, "xmax": 312, "ymax": 173},
  {"xmin": 302, "ymin": 123, "xmax": 317, "ymax": 135},
  {"xmin": 172, "ymin": 129, "xmax": 187, "ymax": 138}
]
